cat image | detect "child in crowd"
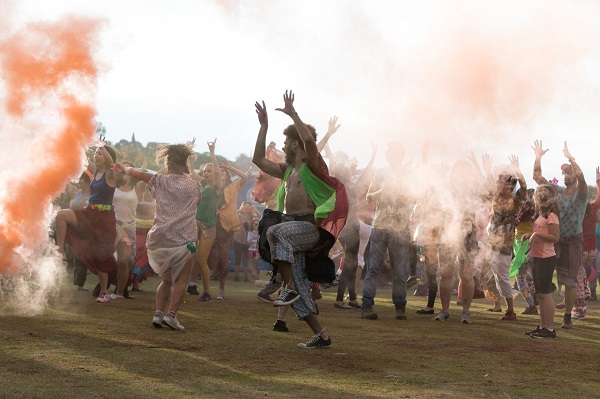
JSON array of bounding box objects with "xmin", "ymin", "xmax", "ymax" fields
[{"xmin": 523, "ymin": 184, "xmax": 560, "ymax": 339}]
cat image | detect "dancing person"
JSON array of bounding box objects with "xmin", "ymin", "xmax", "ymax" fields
[
  {"xmin": 132, "ymin": 173, "xmax": 157, "ymax": 291},
  {"xmin": 532, "ymin": 140, "xmax": 588, "ymax": 329},
  {"xmin": 207, "ymin": 161, "xmax": 251, "ymax": 299},
  {"xmin": 67, "ymin": 170, "xmax": 92, "ymax": 291},
  {"xmin": 252, "ymin": 90, "xmax": 348, "ymax": 348},
  {"xmin": 112, "ymin": 161, "xmax": 138, "ymax": 299},
  {"xmin": 55, "ymin": 136, "xmax": 118, "ymax": 303},
  {"xmin": 576, "ymin": 167, "xmax": 600, "ymax": 316},
  {"xmin": 114, "ymin": 143, "xmax": 202, "ymax": 330},
  {"xmin": 523, "ymin": 184, "xmax": 560, "ymax": 339},
  {"xmin": 187, "ymin": 141, "xmax": 223, "ymax": 301},
  {"xmin": 360, "ymin": 141, "xmax": 413, "ymax": 321},
  {"xmin": 484, "ymin": 156, "xmax": 527, "ymax": 321}
]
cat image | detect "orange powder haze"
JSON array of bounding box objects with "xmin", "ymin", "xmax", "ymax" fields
[{"xmin": 0, "ymin": 16, "xmax": 103, "ymax": 273}]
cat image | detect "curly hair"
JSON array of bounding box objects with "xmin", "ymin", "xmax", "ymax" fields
[
  {"xmin": 156, "ymin": 144, "xmax": 193, "ymax": 175},
  {"xmin": 534, "ymin": 184, "xmax": 560, "ymax": 220},
  {"xmin": 282, "ymin": 124, "xmax": 317, "ymax": 151}
]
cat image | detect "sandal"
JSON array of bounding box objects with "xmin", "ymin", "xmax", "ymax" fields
[
  {"xmin": 486, "ymin": 308, "xmax": 502, "ymax": 312},
  {"xmin": 347, "ymin": 301, "xmax": 361, "ymax": 308}
]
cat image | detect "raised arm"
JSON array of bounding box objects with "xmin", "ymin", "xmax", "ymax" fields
[
  {"xmin": 97, "ymin": 135, "xmax": 117, "ymax": 186},
  {"xmin": 317, "ymin": 116, "xmax": 341, "ymax": 153},
  {"xmin": 187, "ymin": 154, "xmax": 202, "ymax": 182},
  {"xmin": 222, "ymin": 160, "xmax": 251, "ymax": 187},
  {"xmin": 532, "ymin": 139, "xmax": 550, "ymax": 185},
  {"xmin": 208, "ymin": 138, "xmax": 223, "ymax": 194},
  {"xmin": 275, "ymin": 90, "xmax": 318, "ymax": 165},
  {"xmin": 509, "ymin": 154, "xmax": 527, "ymax": 197},
  {"xmin": 113, "ymin": 163, "xmax": 152, "ymax": 183},
  {"xmin": 356, "ymin": 141, "xmax": 378, "ymax": 187},
  {"xmin": 252, "ymin": 100, "xmax": 284, "ymax": 179},
  {"xmin": 591, "ymin": 167, "xmax": 600, "ymax": 209},
  {"xmin": 563, "ymin": 141, "xmax": 587, "ymax": 194}
]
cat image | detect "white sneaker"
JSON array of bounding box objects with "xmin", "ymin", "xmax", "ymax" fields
[
  {"xmin": 461, "ymin": 311, "xmax": 472, "ymax": 324},
  {"xmin": 152, "ymin": 311, "xmax": 164, "ymax": 328},
  {"xmin": 96, "ymin": 293, "xmax": 110, "ymax": 303},
  {"xmin": 162, "ymin": 314, "xmax": 185, "ymax": 331}
]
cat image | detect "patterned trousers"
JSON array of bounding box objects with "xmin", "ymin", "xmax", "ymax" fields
[{"xmin": 267, "ymin": 221, "xmax": 320, "ymax": 320}]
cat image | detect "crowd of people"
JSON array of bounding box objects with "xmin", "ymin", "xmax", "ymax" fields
[{"xmin": 53, "ymin": 90, "xmax": 600, "ymax": 348}]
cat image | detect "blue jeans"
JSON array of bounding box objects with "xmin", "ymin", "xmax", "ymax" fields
[{"xmin": 361, "ymin": 228, "xmax": 410, "ymax": 309}]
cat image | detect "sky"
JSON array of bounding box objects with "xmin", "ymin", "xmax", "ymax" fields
[{"xmin": 4, "ymin": 0, "xmax": 600, "ymax": 184}]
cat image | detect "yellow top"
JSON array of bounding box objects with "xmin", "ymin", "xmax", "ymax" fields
[{"xmin": 218, "ymin": 179, "xmax": 243, "ymax": 232}]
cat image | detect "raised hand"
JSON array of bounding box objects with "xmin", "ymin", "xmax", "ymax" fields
[
  {"xmin": 531, "ymin": 140, "xmax": 549, "ymax": 158},
  {"xmin": 245, "ymin": 166, "xmax": 253, "ymax": 177},
  {"xmin": 327, "ymin": 116, "xmax": 341, "ymax": 136},
  {"xmin": 481, "ymin": 154, "xmax": 493, "ymax": 176},
  {"xmin": 275, "ymin": 90, "xmax": 296, "ymax": 116},
  {"xmin": 508, "ymin": 155, "xmax": 520, "ymax": 171},
  {"xmin": 186, "ymin": 137, "xmax": 196, "ymax": 150},
  {"xmin": 207, "ymin": 138, "xmax": 217, "ymax": 153},
  {"xmin": 596, "ymin": 166, "xmax": 599, "ymax": 181},
  {"xmin": 563, "ymin": 141, "xmax": 574, "ymax": 161},
  {"xmin": 97, "ymin": 134, "xmax": 107, "ymax": 148},
  {"xmin": 255, "ymin": 101, "xmax": 268, "ymax": 126}
]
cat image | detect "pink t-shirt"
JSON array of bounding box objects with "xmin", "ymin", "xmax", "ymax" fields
[{"xmin": 529, "ymin": 213, "xmax": 559, "ymax": 259}]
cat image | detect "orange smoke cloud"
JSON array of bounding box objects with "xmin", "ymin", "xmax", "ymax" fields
[{"xmin": 0, "ymin": 16, "xmax": 103, "ymax": 273}]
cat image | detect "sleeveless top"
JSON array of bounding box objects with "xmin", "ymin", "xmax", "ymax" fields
[
  {"xmin": 89, "ymin": 171, "xmax": 115, "ymax": 205},
  {"xmin": 113, "ymin": 187, "xmax": 138, "ymax": 224}
]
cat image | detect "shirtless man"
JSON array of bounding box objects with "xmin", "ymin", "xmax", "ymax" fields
[{"xmin": 252, "ymin": 91, "xmax": 348, "ymax": 349}]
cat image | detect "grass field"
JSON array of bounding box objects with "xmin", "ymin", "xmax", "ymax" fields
[{"xmin": 1, "ymin": 273, "xmax": 599, "ymax": 399}]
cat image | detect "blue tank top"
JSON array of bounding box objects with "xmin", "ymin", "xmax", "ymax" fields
[
  {"xmin": 596, "ymin": 222, "xmax": 600, "ymax": 249},
  {"xmin": 88, "ymin": 171, "xmax": 115, "ymax": 205}
]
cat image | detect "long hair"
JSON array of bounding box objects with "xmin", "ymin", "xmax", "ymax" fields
[
  {"xmin": 533, "ymin": 184, "xmax": 560, "ymax": 220},
  {"xmin": 156, "ymin": 144, "xmax": 192, "ymax": 175}
]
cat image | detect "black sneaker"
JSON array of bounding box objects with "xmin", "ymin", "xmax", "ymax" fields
[
  {"xmin": 530, "ymin": 328, "xmax": 557, "ymax": 339},
  {"xmin": 561, "ymin": 317, "xmax": 573, "ymax": 329},
  {"xmin": 187, "ymin": 285, "xmax": 200, "ymax": 295},
  {"xmin": 524, "ymin": 325, "xmax": 541, "ymax": 336},
  {"xmin": 297, "ymin": 334, "xmax": 331, "ymax": 349},
  {"xmin": 273, "ymin": 320, "xmax": 289, "ymax": 332},
  {"xmin": 521, "ymin": 306, "xmax": 539, "ymax": 315},
  {"xmin": 273, "ymin": 286, "xmax": 300, "ymax": 306}
]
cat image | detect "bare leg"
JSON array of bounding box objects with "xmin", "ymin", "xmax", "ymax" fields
[
  {"xmin": 55, "ymin": 209, "xmax": 79, "ymax": 254},
  {"xmin": 440, "ymin": 272, "xmax": 453, "ymax": 312},
  {"xmin": 277, "ymin": 305, "xmax": 288, "ymax": 321},
  {"xmin": 168, "ymin": 258, "xmax": 193, "ymax": 314},
  {"xmin": 195, "ymin": 235, "xmax": 215, "ymax": 294},
  {"xmin": 460, "ymin": 279, "xmax": 474, "ymax": 312},
  {"xmin": 505, "ymin": 296, "xmax": 514, "ymax": 313},
  {"xmin": 155, "ymin": 277, "xmax": 173, "ymax": 312},
  {"xmin": 116, "ymin": 241, "xmax": 132, "ymax": 296},
  {"xmin": 564, "ymin": 286, "xmax": 575, "ymax": 314},
  {"xmin": 304, "ymin": 314, "xmax": 329, "ymax": 340},
  {"xmin": 98, "ymin": 271, "xmax": 109, "ymax": 294}
]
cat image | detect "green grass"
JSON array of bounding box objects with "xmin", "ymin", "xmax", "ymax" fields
[{"xmin": 1, "ymin": 274, "xmax": 599, "ymax": 399}]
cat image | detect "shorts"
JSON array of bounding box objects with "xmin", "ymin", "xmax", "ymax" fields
[
  {"xmin": 556, "ymin": 235, "xmax": 583, "ymax": 289},
  {"xmin": 532, "ymin": 256, "xmax": 557, "ymax": 294}
]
